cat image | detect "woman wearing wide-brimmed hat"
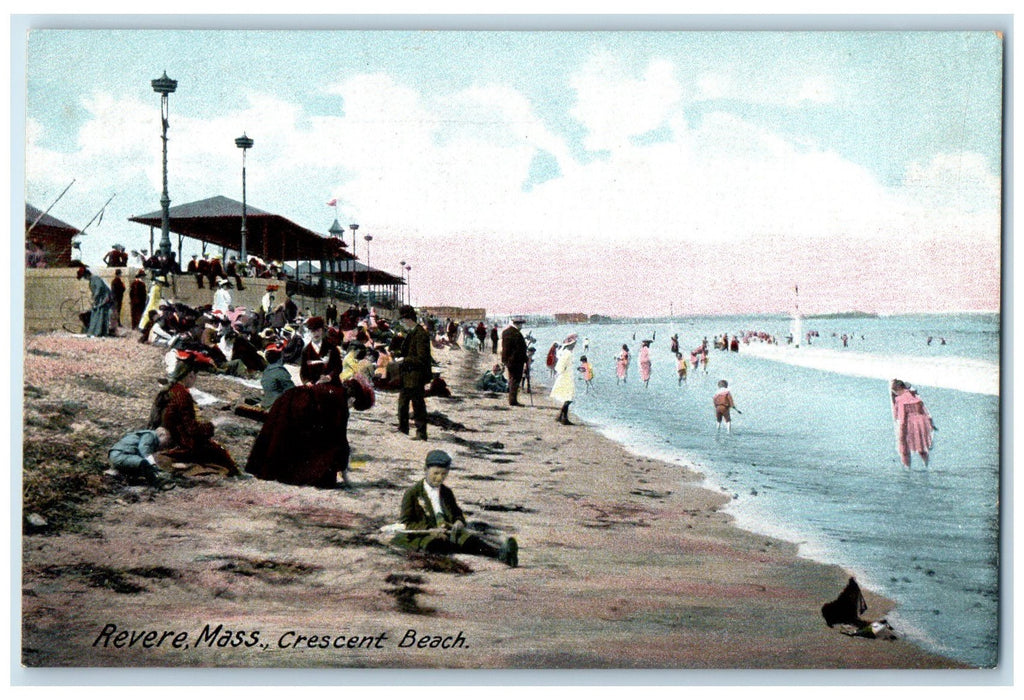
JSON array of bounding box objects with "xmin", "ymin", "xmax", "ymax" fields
[{"xmin": 550, "ymin": 334, "xmax": 578, "ymax": 425}]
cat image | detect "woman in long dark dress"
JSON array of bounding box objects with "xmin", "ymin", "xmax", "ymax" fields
[{"xmin": 245, "ymin": 374, "xmax": 374, "ymax": 488}]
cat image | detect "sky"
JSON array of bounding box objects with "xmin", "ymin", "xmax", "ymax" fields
[{"xmin": 18, "ymin": 21, "xmax": 1004, "ymax": 317}]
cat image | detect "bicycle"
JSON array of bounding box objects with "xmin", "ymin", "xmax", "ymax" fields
[{"xmin": 59, "ymin": 292, "xmax": 91, "ymax": 334}]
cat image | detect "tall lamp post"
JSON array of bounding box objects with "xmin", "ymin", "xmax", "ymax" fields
[
  {"xmin": 329, "ymin": 218, "xmax": 345, "ymax": 300},
  {"xmin": 363, "ymin": 232, "xmax": 373, "ymax": 307},
  {"xmin": 234, "ymin": 133, "xmax": 254, "ymax": 264},
  {"xmin": 399, "ymin": 260, "xmax": 406, "ymax": 305},
  {"xmin": 349, "ymin": 224, "xmax": 359, "ymax": 300},
  {"xmin": 405, "ymin": 264, "xmax": 412, "ymax": 306},
  {"xmin": 151, "ymin": 71, "xmax": 177, "ymax": 259}
]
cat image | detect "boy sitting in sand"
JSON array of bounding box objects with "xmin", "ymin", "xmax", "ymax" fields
[{"xmin": 390, "ymin": 450, "xmax": 518, "ymax": 567}]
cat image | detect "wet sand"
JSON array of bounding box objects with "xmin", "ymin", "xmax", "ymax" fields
[{"xmin": 20, "ymin": 333, "xmax": 963, "ymax": 669}]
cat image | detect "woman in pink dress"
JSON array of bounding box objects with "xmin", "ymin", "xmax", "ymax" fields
[
  {"xmin": 616, "ymin": 344, "xmax": 631, "ymax": 384},
  {"xmin": 638, "ymin": 340, "xmax": 653, "ymax": 387},
  {"xmin": 891, "ymin": 379, "xmax": 935, "ymax": 468}
]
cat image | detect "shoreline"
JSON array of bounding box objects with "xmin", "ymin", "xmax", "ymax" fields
[{"xmin": 20, "ymin": 332, "xmax": 966, "ymax": 669}]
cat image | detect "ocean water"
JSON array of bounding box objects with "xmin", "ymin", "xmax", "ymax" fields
[{"xmin": 528, "ymin": 313, "xmax": 1000, "ymax": 668}]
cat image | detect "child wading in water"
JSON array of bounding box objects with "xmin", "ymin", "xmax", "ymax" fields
[
  {"xmin": 713, "ymin": 379, "xmax": 737, "ymax": 433},
  {"xmin": 675, "ymin": 352, "xmax": 688, "ymax": 385},
  {"xmin": 577, "ymin": 355, "xmax": 595, "ymax": 394}
]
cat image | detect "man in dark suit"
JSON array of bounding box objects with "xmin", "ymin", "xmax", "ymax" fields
[
  {"xmin": 109, "ymin": 269, "xmax": 126, "ymax": 331},
  {"xmin": 500, "ymin": 317, "xmax": 528, "ymax": 406},
  {"xmin": 396, "ymin": 305, "xmax": 432, "ymax": 440},
  {"xmin": 128, "ymin": 270, "xmax": 148, "ymax": 330},
  {"xmin": 391, "ymin": 449, "xmax": 518, "ymax": 567}
]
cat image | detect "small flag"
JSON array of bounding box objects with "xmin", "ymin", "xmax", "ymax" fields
[{"xmin": 327, "ymin": 198, "xmax": 337, "ymax": 207}]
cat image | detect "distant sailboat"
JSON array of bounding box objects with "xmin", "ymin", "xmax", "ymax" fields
[{"xmin": 790, "ymin": 284, "xmax": 803, "ymax": 348}]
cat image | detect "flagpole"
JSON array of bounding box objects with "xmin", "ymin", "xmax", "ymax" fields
[
  {"xmin": 26, "ymin": 179, "xmax": 76, "ymax": 236},
  {"xmin": 78, "ymin": 193, "xmax": 117, "ymax": 235}
]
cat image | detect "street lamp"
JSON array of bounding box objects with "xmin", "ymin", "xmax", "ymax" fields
[
  {"xmin": 151, "ymin": 71, "xmax": 177, "ymax": 259},
  {"xmin": 405, "ymin": 264, "xmax": 412, "ymax": 306},
  {"xmin": 328, "ymin": 219, "xmax": 345, "ymax": 299},
  {"xmin": 363, "ymin": 233, "xmax": 373, "ymax": 307},
  {"xmin": 234, "ymin": 133, "xmax": 254, "ymax": 264},
  {"xmin": 349, "ymin": 224, "xmax": 359, "ymax": 300},
  {"xmin": 399, "ymin": 260, "xmax": 406, "ymax": 305}
]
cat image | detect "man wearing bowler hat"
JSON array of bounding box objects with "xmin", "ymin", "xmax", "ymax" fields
[
  {"xmin": 395, "ymin": 305, "xmax": 432, "ymax": 440},
  {"xmin": 392, "ymin": 449, "xmax": 518, "ymax": 567},
  {"xmin": 501, "ymin": 317, "xmax": 529, "ymax": 406}
]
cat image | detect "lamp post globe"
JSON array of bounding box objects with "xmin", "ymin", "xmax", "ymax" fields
[
  {"xmin": 234, "ymin": 133, "xmax": 254, "ymax": 264},
  {"xmin": 151, "ymin": 71, "xmax": 177, "ymax": 259}
]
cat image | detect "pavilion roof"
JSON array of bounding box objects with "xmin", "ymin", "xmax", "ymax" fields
[
  {"xmin": 319, "ymin": 260, "xmax": 405, "ymax": 286},
  {"xmin": 26, "ymin": 203, "xmax": 81, "ymax": 234},
  {"xmin": 128, "ymin": 195, "xmax": 354, "ymax": 262}
]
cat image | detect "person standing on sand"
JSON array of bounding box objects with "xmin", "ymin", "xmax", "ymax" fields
[
  {"xmin": 551, "ymin": 334, "xmax": 577, "ymax": 425},
  {"xmin": 616, "ymin": 344, "xmax": 631, "ymax": 384},
  {"xmin": 391, "ymin": 449, "xmax": 518, "ymax": 566},
  {"xmin": 490, "ymin": 324, "xmax": 499, "ymax": 354},
  {"xmin": 128, "ymin": 270, "xmax": 147, "ymax": 330},
  {"xmin": 109, "ymin": 269, "xmax": 126, "ymax": 332},
  {"xmin": 139, "ymin": 275, "xmax": 168, "ymax": 332},
  {"xmin": 713, "ymin": 379, "xmax": 737, "ymax": 433},
  {"xmin": 890, "ymin": 379, "xmax": 936, "ymax": 468},
  {"xmin": 77, "ymin": 267, "xmax": 112, "ymax": 338},
  {"xmin": 639, "ymin": 340, "xmax": 653, "ymax": 387},
  {"xmin": 396, "ymin": 305, "xmax": 433, "ymax": 440},
  {"xmin": 500, "ymin": 317, "xmax": 528, "ymax": 406},
  {"xmin": 524, "ymin": 346, "xmax": 536, "ymax": 396},
  {"xmin": 475, "ymin": 321, "xmax": 487, "ymax": 352}
]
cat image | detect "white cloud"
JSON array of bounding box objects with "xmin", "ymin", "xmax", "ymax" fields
[
  {"xmin": 570, "ymin": 53, "xmax": 682, "ymax": 152},
  {"xmin": 24, "ymin": 61, "xmax": 1000, "ymax": 281},
  {"xmin": 696, "ymin": 69, "xmax": 838, "ymax": 108}
]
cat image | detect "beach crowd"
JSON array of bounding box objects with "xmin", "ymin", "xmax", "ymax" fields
[
  {"xmin": 70, "ymin": 259, "xmax": 528, "ymax": 567},
  {"xmin": 63, "ymin": 253, "xmax": 938, "ymax": 576}
]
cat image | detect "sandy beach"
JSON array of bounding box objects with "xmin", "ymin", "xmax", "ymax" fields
[{"xmin": 19, "ymin": 332, "xmax": 963, "ymax": 670}]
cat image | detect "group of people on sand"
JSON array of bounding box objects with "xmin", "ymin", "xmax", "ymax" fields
[{"xmin": 102, "ymin": 283, "xmax": 521, "ymax": 568}]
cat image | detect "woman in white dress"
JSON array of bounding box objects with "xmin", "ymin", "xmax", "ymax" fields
[{"xmin": 550, "ymin": 334, "xmax": 578, "ymax": 425}]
